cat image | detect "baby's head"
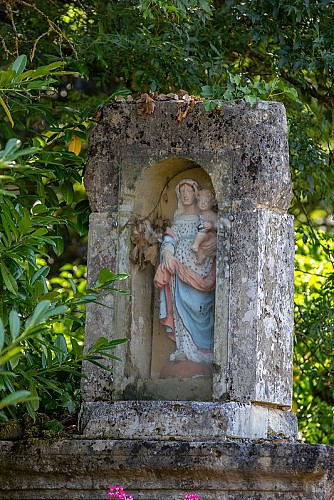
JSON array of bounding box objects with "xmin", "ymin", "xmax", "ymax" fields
[{"xmin": 198, "ymin": 189, "xmax": 216, "ymax": 211}]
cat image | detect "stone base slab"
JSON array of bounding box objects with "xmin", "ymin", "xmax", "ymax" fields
[
  {"xmin": 0, "ymin": 438, "xmax": 333, "ymax": 499},
  {"xmin": 79, "ymin": 401, "xmax": 298, "ymax": 440}
]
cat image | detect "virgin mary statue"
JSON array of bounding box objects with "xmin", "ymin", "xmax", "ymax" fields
[{"xmin": 154, "ymin": 179, "xmax": 216, "ymax": 365}]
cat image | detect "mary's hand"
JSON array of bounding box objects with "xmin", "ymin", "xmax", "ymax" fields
[{"xmin": 162, "ymin": 250, "xmax": 178, "ymax": 274}]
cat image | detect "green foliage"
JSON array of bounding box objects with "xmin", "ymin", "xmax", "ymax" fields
[
  {"xmin": 0, "ymin": 284, "xmax": 128, "ymax": 422},
  {"xmin": 200, "ymin": 73, "xmax": 300, "ymax": 109},
  {"xmin": 294, "ymin": 228, "xmax": 334, "ymax": 443},
  {"xmin": 0, "ymin": 58, "xmax": 130, "ymax": 422}
]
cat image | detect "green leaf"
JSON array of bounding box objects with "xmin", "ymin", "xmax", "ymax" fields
[
  {"xmin": 62, "ymin": 400, "xmax": 77, "ymax": 413},
  {"xmin": 26, "ymin": 79, "xmax": 58, "ymax": 90},
  {"xmin": 61, "ymin": 181, "xmax": 74, "ymax": 205},
  {"xmin": 0, "ymin": 318, "xmax": 4, "ymax": 351},
  {"xmin": 9, "ymin": 309, "xmax": 20, "ymax": 340},
  {"xmin": 199, "ymin": 0, "xmax": 212, "ymax": 14},
  {"xmin": 202, "ymin": 100, "xmax": 218, "ymax": 111},
  {"xmin": 0, "ymin": 138, "xmax": 21, "ymax": 160},
  {"xmin": 31, "ymin": 265, "xmax": 50, "ymax": 285},
  {"xmin": 93, "ymin": 268, "xmax": 129, "ymax": 288},
  {"xmin": 10, "ymin": 146, "xmax": 40, "ymax": 159},
  {"xmin": 29, "ymin": 380, "xmax": 40, "ymax": 411},
  {"xmin": 88, "ymin": 336, "xmax": 128, "ymax": 354},
  {"xmin": 12, "ymin": 55, "xmax": 27, "ymax": 77},
  {"xmin": 223, "ymin": 88, "xmax": 234, "ymax": 101},
  {"xmin": 31, "ymin": 227, "xmax": 48, "ymax": 237},
  {"xmin": 9, "ymin": 354, "xmax": 20, "ymax": 370},
  {"xmin": 0, "ymin": 347, "xmax": 22, "ymax": 366},
  {"xmin": 71, "ymin": 338, "xmax": 83, "ymax": 359},
  {"xmin": 244, "ymin": 95, "xmax": 258, "ymax": 106},
  {"xmin": 201, "ymin": 85, "xmax": 213, "ymax": 98},
  {"xmin": 24, "ymin": 300, "xmax": 51, "ymax": 329},
  {"xmin": 305, "ymin": 0, "xmax": 311, "ymax": 17},
  {"xmin": 1, "ymin": 203, "xmax": 19, "ymax": 240},
  {"xmin": 18, "ymin": 61, "xmax": 65, "ymax": 82},
  {"xmin": 284, "ymin": 88, "xmax": 299, "ymax": 101},
  {"xmin": 1, "ymin": 265, "xmax": 18, "ymax": 294},
  {"xmin": 0, "ymin": 390, "xmax": 32, "ymax": 409},
  {"xmin": 55, "ymin": 334, "xmax": 68, "ymax": 363},
  {"xmin": 97, "ymin": 268, "xmax": 118, "ymax": 283},
  {"xmin": 25, "ymin": 300, "xmax": 67, "ymax": 330},
  {"xmin": 25, "ymin": 400, "xmax": 37, "ymax": 421},
  {"xmin": 52, "ymin": 236, "xmax": 64, "ymax": 256},
  {"xmin": 0, "ymin": 96, "xmax": 14, "ymax": 128}
]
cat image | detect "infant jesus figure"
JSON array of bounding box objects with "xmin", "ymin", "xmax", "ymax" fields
[{"xmin": 191, "ymin": 188, "xmax": 218, "ymax": 265}]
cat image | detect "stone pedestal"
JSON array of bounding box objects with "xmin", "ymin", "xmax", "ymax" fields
[{"xmin": 1, "ymin": 438, "xmax": 334, "ymax": 499}]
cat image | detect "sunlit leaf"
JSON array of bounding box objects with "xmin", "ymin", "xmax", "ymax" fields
[
  {"xmin": 68, "ymin": 134, "xmax": 82, "ymax": 156},
  {"xmin": 0, "ymin": 96, "xmax": 14, "ymax": 128}
]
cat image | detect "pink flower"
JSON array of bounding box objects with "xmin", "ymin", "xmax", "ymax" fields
[
  {"xmin": 108, "ymin": 485, "xmax": 133, "ymax": 500},
  {"xmin": 108, "ymin": 485, "xmax": 200, "ymax": 500}
]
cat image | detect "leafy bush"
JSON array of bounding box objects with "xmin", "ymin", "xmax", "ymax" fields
[
  {"xmin": 0, "ymin": 57, "xmax": 129, "ymax": 423},
  {"xmin": 0, "ymin": 273, "xmax": 128, "ymax": 422},
  {"xmin": 0, "ymin": 138, "xmax": 128, "ymax": 420}
]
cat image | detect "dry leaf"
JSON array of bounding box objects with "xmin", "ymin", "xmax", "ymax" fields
[
  {"xmin": 144, "ymin": 244, "xmax": 158, "ymax": 267},
  {"xmin": 130, "ymin": 216, "xmax": 169, "ymax": 269},
  {"xmin": 166, "ymin": 93, "xmax": 178, "ymax": 99},
  {"xmin": 176, "ymin": 98, "xmax": 195, "ymax": 123},
  {"xmin": 154, "ymin": 217, "xmax": 164, "ymax": 227},
  {"xmin": 115, "ymin": 96, "xmax": 126, "ymax": 102},
  {"xmin": 137, "ymin": 93, "xmax": 156, "ymax": 115},
  {"xmin": 177, "ymin": 104, "xmax": 184, "ymax": 123},
  {"xmin": 93, "ymin": 108, "xmax": 103, "ymax": 121},
  {"xmin": 68, "ymin": 134, "xmax": 82, "ymax": 155},
  {"xmin": 177, "ymin": 89, "xmax": 188, "ymax": 99}
]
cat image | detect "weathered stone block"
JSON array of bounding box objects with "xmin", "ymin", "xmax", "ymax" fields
[
  {"xmin": 79, "ymin": 401, "xmax": 298, "ymax": 441},
  {"xmin": 0, "ymin": 438, "xmax": 333, "ymax": 499},
  {"xmin": 226, "ymin": 208, "xmax": 294, "ymax": 407},
  {"xmin": 85, "ymin": 101, "xmax": 291, "ymax": 213}
]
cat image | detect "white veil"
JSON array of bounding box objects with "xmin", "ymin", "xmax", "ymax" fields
[{"xmin": 174, "ymin": 179, "xmax": 200, "ymax": 216}]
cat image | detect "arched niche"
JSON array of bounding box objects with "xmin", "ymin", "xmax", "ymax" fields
[{"xmin": 116, "ymin": 156, "xmax": 228, "ymax": 402}]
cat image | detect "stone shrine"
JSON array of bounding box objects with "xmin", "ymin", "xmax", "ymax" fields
[
  {"xmin": 1, "ymin": 99, "xmax": 333, "ymax": 500},
  {"xmin": 80, "ymin": 98, "xmax": 297, "ymax": 443}
]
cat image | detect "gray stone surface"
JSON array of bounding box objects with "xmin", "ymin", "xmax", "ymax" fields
[
  {"xmin": 85, "ymin": 101, "xmax": 291, "ymax": 213},
  {"xmin": 79, "ymin": 401, "xmax": 298, "ymax": 441},
  {"xmin": 0, "ymin": 438, "xmax": 333, "ymax": 499},
  {"xmin": 225, "ymin": 208, "xmax": 294, "ymax": 407},
  {"xmin": 81, "ymin": 212, "xmax": 125, "ymax": 401}
]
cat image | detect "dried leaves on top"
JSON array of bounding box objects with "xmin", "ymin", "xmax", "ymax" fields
[{"xmin": 113, "ymin": 90, "xmax": 204, "ymax": 121}]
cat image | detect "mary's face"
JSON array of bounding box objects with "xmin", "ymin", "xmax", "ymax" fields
[{"xmin": 179, "ymin": 184, "xmax": 196, "ymax": 206}]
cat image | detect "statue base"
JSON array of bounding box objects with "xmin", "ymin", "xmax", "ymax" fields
[{"xmin": 79, "ymin": 401, "xmax": 298, "ymax": 441}]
